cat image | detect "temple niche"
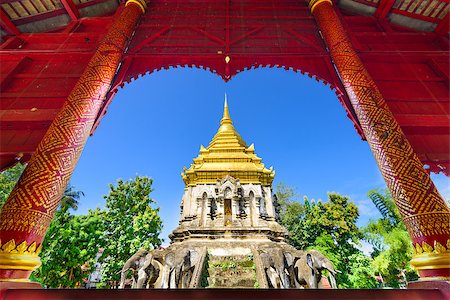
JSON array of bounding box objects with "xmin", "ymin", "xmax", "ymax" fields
[{"xmin": 120, "ymin": 97, "xmax": 337, "ymax": 289}]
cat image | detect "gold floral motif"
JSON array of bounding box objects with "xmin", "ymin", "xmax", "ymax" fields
[
  {"xmin": 434, "ymin": 241, "xmax": 447, "ymax": 254},
  {"xmin": 413, "ymin": 240, "xmax": 450, "ymax": 255},
  {"xmin": 415, "ymin": 243, "xmax": 423, "ymax": 254},
  {"xmin": 2, "ymin": 239, "xmax": 16, "ymax": 253},
  {"xmin": 0, "ymin": 239, "xmax": 42, "ymax": 256},
  {"xmin": 422, "ymin": 242, "xmax": 433, "ymax": 253}
]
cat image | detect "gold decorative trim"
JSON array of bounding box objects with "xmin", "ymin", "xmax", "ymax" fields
[
  {"xmin": 0, "ymin": 239, "xmax": 42, "ymax": 272},
  {"xmin": 413, "ymin": 240, "xmax": 450, "ymax": 255},
  {"xmin": 417, "ymin": 276, "xmax": 450, "ymax": 281},
  {"xmin": 0, "ymin": 239, "xmax": 42, "ymax": 256},
  {"xmin": 125, "ymin": 0, "xmax": 147, "ymax": 13},
  {"xmin": 411, "ymin": 240, "xmax": 450, "ymax": 271},
  {"xmin": 308, "ymin": 0, "xmax": 333, "ymax": 13}
]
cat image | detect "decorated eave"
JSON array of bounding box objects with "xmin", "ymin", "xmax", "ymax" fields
[
  {"xmin": 0, "ymin": 0, "xmax": 449, "ymax": 176},
  {"xmin": 182, "ymin": 99, "xmax": 275, "ymax": 187}
]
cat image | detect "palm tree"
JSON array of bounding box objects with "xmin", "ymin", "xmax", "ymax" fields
[{"xmin": 60, "ymin": 184, "xmax": 84, "ymax": 212}]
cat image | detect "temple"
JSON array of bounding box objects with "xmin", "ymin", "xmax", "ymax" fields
[
  {"xmin": 173, "ymin": 97, "xmax": 286, "ymax": 242},
  {"xmin": 117, "ymin": 98, "xmax": 336, "ymax": 289}
]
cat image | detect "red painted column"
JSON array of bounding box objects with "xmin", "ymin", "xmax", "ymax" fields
[
  {"xmin": 307, "ymin": 0, "xmax": 450, "ymax": 280},
  {"xmin": 0, "ymin": 0, "xmax": 146, "ymax": 282}
]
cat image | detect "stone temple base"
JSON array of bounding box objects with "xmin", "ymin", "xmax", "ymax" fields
[{"xmin": 140, "ymin": 235, "xmax": 309, "ymax": 289}]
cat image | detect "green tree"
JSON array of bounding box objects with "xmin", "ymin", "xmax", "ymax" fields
[
  {"xmin": 0, "ymin": 163, "xmax": 25, "ymax": 208},
  {"xmin": 346, "ymin": 252, "xmax": 378, "ymax": 288},
  {"xmin": 276, "ymin": 183, "xmax": 376, "ymax": 288},
  {"xmin": 31, "ymin": 184, "xmax": 104, "ymax": 288},
  {"xmin": 33, "ymin": 209, "xmax": 106, "ymax": 288},
  {"xmin": 363, "ymin": 189, "xmax": 418, "ymax": 287},
  {"xmin": 100, "ymin": 176, "xmax": 163, "ymax": 287},
  {"xmin": 60, "ymin": 184, "xmax": 84, "ymax": 211}
]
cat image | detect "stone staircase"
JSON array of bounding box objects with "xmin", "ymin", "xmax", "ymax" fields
[{"xmin": 202, "ymin": 254, "xmax": 258, "ymax": 288}]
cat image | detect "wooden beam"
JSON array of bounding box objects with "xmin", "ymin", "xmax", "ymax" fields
[
  {"xmin": 374, "ymin": 0, "xmax": 395, "ymax": 19},
  {"xmin": 435, "ymin": 12, "xmax": 449, "ymax": 36},
  {"xmin": 61, "ymin": 0, "xmax": 80, "ymax": 21},
  {"xmin": 0, "ymin": 8, "xmax": 20, "ymax": 36}
]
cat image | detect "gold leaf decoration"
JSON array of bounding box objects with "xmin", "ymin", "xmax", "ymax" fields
[
  {"xmin": 422, "ymin": 242, "xmax": 433, "ymax": 253},
  {"xmin": 434, "ymin": 241, "xmax": 446, "ymax": 254},
  {"xmin": 27, "ymin": 242, "xmax": 37, "ymax": 254},
  {"xmin": 16, "ymin": 241, "xmax": 28, "ymax": 254},
  {"xmin": 0, "ymin": 239, "xmax": 41, "ymax": 255},
  {"xmin": 447, "ymin": 239, "xmax": 450, "ymax": 250},
  {"xmin": 415, "ymin": 243, "xmax": 423, "ymax": 254},
  {"xmin": 2, "ymin": 239, "xmax": 16, "ymax": 252}
]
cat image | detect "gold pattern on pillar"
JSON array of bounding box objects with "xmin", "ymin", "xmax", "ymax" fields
[
  {"xmin": 0, "ymin": 0, "xmax": 147, "ymax": 282},
  {"xmin": 307, "ymin": 0, "xmax": 450, "ymax": 280}
]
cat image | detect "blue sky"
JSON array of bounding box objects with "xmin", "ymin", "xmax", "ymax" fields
[{"xmin": 71, "ymin": 67, "xmax": 449, "ymax": 245}]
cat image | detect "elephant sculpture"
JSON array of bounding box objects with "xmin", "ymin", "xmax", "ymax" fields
[
  {"xmin": 119, "ymin": 249, "xmax": 149, "ymax": 288},
  {"xmin": 160, "ymin": 249, "xmax": 200, "ymax": 288},
  {"xmin": 294, "ymin": 250, "xmax": 338, "ymax": 289},
  {"xmin": 259, "ymin": 252, "xmax": 282, "ymax": 288},
  {"xmin": 136, "ymin": 252, "xmax": 163, "ymax": 288}
]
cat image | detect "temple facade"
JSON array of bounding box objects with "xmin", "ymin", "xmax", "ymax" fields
[{"xmin": 171, "ymin": 98, "xmax": 287, "ymax": 243}]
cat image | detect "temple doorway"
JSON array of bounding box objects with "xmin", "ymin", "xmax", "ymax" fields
[{"xmin": 224, "ymin": 199, "xmax": 232, "ymax": 226}]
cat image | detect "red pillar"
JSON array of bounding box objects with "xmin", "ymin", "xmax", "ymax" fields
[
  {"xmin": 0, "ymin": 0, "xmax": 147, "ymax": 282},
  {"xmin": 307, "ymin": 0, "xmax": 450, "ymax": 280}
]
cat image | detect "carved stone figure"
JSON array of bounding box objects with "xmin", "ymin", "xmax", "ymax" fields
[
  {"xmin": 294, "ymin": 250, "xmax": 338, "ymax": 288},
  {"xmin": 119, "ymin": 249, "xmax": 148, "ymax": 288},
  {"xmin": 260, "ymin": 252, "xmax": 282, "ymax": 288},
  {"xmin": 180, "ymin": 250, "xmax": 199, "ymax": 288},
  {"xmin": 160, "ymin": 251, "xmax": 176, "ymax": 288},
  {"xmin": 210, "ymin": 198, "xmax": 217, "ymax": 219},
  {"xmin": 136, "ymin": 253, "xmax": 163, "ymax": 288}
]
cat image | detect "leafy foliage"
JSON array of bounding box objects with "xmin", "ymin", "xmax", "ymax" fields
[
  {"xmin": 33, "ymin": 208, "xmax": 106, "ymax": 288},
  {"xmin": 31, "ymin": 184, "xmax": 104, "ymax": 288},
  {"xmin": 0, "ymin": 163, "xmax": 25, "ymax": 209},
  {"xmin": 99, "ymin": 176, "xmax": 163, "ymax": 286},
  {"xmin": 276, "ymin": 183, "xmax": 377, "ymax": 288},
  {"xmin": 363, "ymin": 189, "xmax": 418, "ymax": 287}
]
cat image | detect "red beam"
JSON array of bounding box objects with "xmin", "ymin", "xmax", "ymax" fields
[
  {"xmin": 0, "ymin": 8, "xmax": 20, "ymax": 36},
  {"xmin": 374, "ymin": 0, "xmax": 395, "ymax": 19},
  {"xmin": 435, "ymin": 12, "xmax": 449, "ymax": 36},
  {"xmin": 61, "ymin": 0, "xmax": 80, "ymax": 21}
]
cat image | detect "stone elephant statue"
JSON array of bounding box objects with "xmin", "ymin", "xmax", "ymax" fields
[
  {"xmin": 119, "ymin": 249, "xmax": 149, "ymax": 288},
  {"xmin": 160, "ymin": 249, "xmax": 199, "ymax": 288},
  {"xmin": 294, "ymin": 249, "xmax": 338, "ymax": 289},
  {"xmin": 260, "ymin": 248, "xmax": 301, "ymax": 288},
  {"xmin": 260, "ymin": 252, "xmax": 283, "ymax": 288},
  {"xmin": 136, "ymin": 252, "xmax": 163, "ymax": 288}
]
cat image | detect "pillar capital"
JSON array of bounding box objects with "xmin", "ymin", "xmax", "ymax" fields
[
  {"xmin": 125, "ymin": 0, "xmax": 147, "ymax": 13},
  {"xmin": 307, "ymin": 0, "xmax": 332, "ymax": 12}
]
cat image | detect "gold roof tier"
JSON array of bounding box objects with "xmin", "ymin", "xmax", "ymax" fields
[{"xmin": 182, "ymin": 97, "xmax": 275, "ymax": 186}]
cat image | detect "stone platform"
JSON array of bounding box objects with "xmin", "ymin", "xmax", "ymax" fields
[{"xmin": 2, "ymin": 288, "xmax": 446, "ymax": 300}]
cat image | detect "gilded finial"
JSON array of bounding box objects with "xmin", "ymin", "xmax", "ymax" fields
[{"xmin": 221, "ymin": 94, "xmax": 232, "ymax": 125}]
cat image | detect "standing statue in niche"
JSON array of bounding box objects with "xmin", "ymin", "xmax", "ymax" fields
[
  {"xmin": 238, "ymin": 198, "xmax": 246, "ymax": 217},
  {"xmin": 210, "ymin": 198, "xmax": 217, "ymax": 220},
  {"xmin": 273, "ymin": 194, "xmax": 281, "ymax": 222}
]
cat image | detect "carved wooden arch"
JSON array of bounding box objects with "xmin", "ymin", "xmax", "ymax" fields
[{"xmin": 91, "ymin": 0, "xmax": 364, "ymax": 138}]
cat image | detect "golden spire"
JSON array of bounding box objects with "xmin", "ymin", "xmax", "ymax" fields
[
  {"xmin": 181, "ymin": 96, "xmax": 275, "ymax": 186},
  {"xmin": 221, "ymin": 94, "xmax": 231, "ymax": 124},
  {"xmin": 209, "ymin": 95, "xmax": 247, "ymax": 149}
]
